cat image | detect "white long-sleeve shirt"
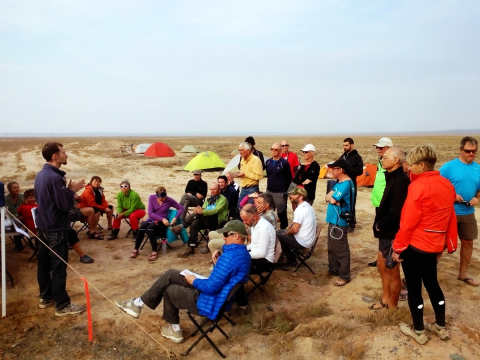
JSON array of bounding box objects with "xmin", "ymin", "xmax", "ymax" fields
[{"xmin": 247, "ymin": 216, "xmax": 276, "ymax": 263}]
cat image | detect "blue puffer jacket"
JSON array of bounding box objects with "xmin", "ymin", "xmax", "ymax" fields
[{"xmin": 193, "ymin": 244, "xmax": 250, "ymax": 320}]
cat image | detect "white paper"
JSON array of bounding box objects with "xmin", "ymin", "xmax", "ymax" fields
[{"xmin": 180, "ymin": 269, "xmax": 207, "ymax": 280}]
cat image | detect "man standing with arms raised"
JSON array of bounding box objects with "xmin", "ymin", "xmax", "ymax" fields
[
  {"xmin": 368, "ymin": 137, "xmax": 393, "ymax": 267},
  {"xmin": 440, "ymin": 136, "xmax": 480, "ymax": 287},
  {"xmin": 35, "ymin": 142, "xmax": 86, "ymax": 316}
]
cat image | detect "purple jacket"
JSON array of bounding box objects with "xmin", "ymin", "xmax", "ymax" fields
[{"xmin": 147, "ymin": 194, "xmax": 184, "ymax": 222}]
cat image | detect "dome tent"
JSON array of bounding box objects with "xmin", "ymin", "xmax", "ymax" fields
[
  {"xmin": 184, "ymin": 151, "xmax": 226, "ymax": 171},
  {"xmin": 144, "ymin": 142, "xmax": 175, "ymax": 157},
  {"xmin": 180, "ymin": 145, "xmax": 199, "ymax": 153},
  {"xmin": 135, "ymin": 143, "xmax": 152, "ymax": 154}
]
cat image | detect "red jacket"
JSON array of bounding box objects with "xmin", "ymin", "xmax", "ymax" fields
[
  {"xmin": 393, "ymin": 171, "xmax": 457, "ymax": 254},
  {"xmin": 77, "ymin": 184, "xmax": 109, "ymax": 211},
  {"xmin": 17, "ymin": 203, "xmax": 37, "ymax": 233}
]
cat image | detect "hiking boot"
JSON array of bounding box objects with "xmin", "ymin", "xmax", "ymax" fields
[
  {"xmin": 108, "ymin": 229, "xmax": 119, "ymax": 240},
  {"xmin": 161, "ymin": 325, "xmax": 183, "ymax": 343},
  {"xmin": 399, "ymin": 322, "xmax": 429, "ymax": 345},
  {"xmin": 115, "ymin": 299, "xmax": 142, "ymax": 318},
  {"xmin": 55, "ymin": 303, "xmax": 86, "ymax": 317},
  {"xmin": 177, "ymin": 247, "xmax": 195, "ymax": 258},
  {"xmin": 80, "ymin": 255, "xmax": 94, "ymax": 264},
  {"xmin": 39, "ymin": 298, "xmax": 54, "ymax": 309},
  {"xmin": 425, "ymin": 322, "xmax": 450, "ymax": 341}
]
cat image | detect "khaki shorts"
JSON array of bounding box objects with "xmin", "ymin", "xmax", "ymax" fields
[{"xmin": 457, "ymin": 213, "xmax": 478, "ymax": 240}]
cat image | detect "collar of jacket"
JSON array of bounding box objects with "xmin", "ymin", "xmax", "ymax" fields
[
  {"xmin": 409, "ymin": 170, "xmax": 440, "ymax": 182},
  {"xmin": 385, "ymin": 166, "xmax": 404, "ymax": 180},
  {"xmin": 44, "ymin": 163, "xmax": 66, "ymax": 177}
]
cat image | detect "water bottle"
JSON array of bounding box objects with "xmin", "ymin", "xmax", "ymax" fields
[{"xmin": 161, "ymin": 238, "xmax": 167, "ymax": 255}]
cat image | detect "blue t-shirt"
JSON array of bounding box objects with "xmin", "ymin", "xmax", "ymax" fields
[
  {"xmin": 326, "ymin": 179, "xmax": 354, "ymax": 226},
  {"xmin": 440, "ymin": 158, "xmax": 480, "ymax": 215}
]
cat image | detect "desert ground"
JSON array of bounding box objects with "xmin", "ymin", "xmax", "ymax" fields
[{"xmin": 1, "ymin": 135, "xmax": 479, "ymax": 360}]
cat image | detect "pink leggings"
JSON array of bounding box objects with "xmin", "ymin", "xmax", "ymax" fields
[{"xmin": 112, "ymin": 209, "xmax": 146, "ymax": 231}]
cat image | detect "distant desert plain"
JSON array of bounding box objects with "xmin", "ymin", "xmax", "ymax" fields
[{"xmin": 1, "ymin": 135, "xmax": 479, "ymax": 360}]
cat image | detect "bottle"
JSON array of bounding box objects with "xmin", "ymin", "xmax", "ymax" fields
[{"xmin": 161, "ymin": 238, "xmax": 167, "ymax": 255}]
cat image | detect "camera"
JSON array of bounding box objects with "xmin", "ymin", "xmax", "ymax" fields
[{"xmin": 340, "ymin": 211, "xmax": 355, "ymax": 227}]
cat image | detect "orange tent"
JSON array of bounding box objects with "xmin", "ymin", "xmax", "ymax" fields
[
  {"xmin": 356, "ymin": 163, "xmax": 377, "ymax": 187},
  {"xmin": 144, "ymin": 142, "xmax": 175, "ymax": 157}
]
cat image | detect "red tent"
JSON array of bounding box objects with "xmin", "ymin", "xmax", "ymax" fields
[{"xmin": 144, "ymin": 142, "xmax": 175, "ymax": 157}]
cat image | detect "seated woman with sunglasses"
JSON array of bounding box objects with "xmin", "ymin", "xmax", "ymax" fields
[
  {"xmin": 108, "ymin": 180, "xmax": 146, "ymax": 240},
  {"xmin": 131, "ymin": 186, "xmax": 184, "ymax": 261}
]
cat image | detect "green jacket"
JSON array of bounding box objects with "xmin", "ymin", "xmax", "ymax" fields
[
  {"xmin": 116, "ymin": 190, "xmax": 145, "ymax": 216},
  {"xmin": 202, "ymin": 194, "xmax": 228, "ymax": 225},
  {"xmin": 371, "ymin": 159, "xmax": 386, "ymax": 207}
]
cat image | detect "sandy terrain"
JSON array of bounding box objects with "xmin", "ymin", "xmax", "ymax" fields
[{"xmin": 1, "ymin": 135, "xmax": 479, "ymax": 360}]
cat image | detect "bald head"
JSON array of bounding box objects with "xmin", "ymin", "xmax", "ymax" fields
[
  {"xmin": 271, "ymin": 142, "xmax": 282, "ymax": 159},
  {"xmin": 209, "ymin": 183, "xmax": 220, "ymax": 196}
]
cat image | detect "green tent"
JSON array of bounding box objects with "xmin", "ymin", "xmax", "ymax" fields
[{"xmin": 184, "ymin": 151, "xmax": 226, "ymax": 171}]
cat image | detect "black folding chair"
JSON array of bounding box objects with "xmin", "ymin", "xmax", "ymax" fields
[
  {"xmin": 247, "ymin": 267, "xmax": 274, "ymax": 296},
  {"xmin": 292, "ymin": 224, "xmax": 321, "ymax": 274},
  {"xmin": 182, "ymin": 283, "xmax": 242, "ymax": 358}
]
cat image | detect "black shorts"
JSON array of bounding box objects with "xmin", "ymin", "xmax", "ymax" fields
[{"xmin": 378, "ymin": 237, "xmax": 393, "ymax": 259}]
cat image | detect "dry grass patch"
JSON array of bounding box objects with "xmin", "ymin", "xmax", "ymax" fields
[{"xmin": 332, "ymin": 339, "xmax": 366, "ymax": 360}]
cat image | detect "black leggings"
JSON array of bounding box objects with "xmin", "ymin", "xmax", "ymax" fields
[
  {"xmin": 401, "ymin": 247, "xmax": 446, "ymax": 331},
  {"xmin": 134, "ymin": 221, "xmax": 167, "ymax": 252}
]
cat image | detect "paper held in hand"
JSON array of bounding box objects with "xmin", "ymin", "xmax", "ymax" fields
[{"xmin": 180, "ymin": 269, "xmax": 207, "ymax": 280}]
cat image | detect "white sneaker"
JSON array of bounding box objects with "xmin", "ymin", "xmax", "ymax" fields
[
  {"xmin": 115, "ymin": 299, "xmax": 142, "ymax": 318},
  {"xmin": 161, "ymin": 325, "xmax": 183, "ymax": 343}
]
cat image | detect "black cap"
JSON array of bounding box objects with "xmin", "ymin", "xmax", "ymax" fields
[{"xmin": 327, "ymin": 159, "xmax": 349, "ymax": 170}]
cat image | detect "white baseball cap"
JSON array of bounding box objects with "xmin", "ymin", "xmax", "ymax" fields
[
  {"xmin": 374, "ymin": 137, "xmax": 393, "ymax": 147},
  {"xmin": 301, "ymin": 144, "xmax": 316, "ymax": 152}
]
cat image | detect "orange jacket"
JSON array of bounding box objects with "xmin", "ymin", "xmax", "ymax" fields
[
  {"xmin": 77, "ymin": 184, "xmax": 109, "ymax": 211},
  {"xmin": 393, "ymin": 171, "xmax": 457, "ymax": 254}
]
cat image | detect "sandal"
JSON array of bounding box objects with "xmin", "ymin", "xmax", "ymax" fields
[
  {"xmin": 130, "ymin": 250, "xmax": 139, "ymax": 259},
  {"xmin": 399, "ymin": 289, "xmax": 408, "ymax": 301},
  {"xmin": 457, "ymin": 277, "xmax": 480, "ymax": 287},
  {"xmin": 334, "ymin": 279, "xmax": 349, "ymax": 286},
  {"xmin": 369, "ymin": 301, "xmax": 388, "ymax": 311},
  {"xmin": 148, "ymin": 252, "xmax": 158, "ymax": 262},
  {"xmin": 87, "ymin": 231, "xmax": 104, "ymax": 240}
]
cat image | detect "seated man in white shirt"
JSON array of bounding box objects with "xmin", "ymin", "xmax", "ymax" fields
[
  {"xmin": 240, "ymin": 204, "xmax": 276, "ymax": 273},
  {"xmin": 277, "ymin": 187, "xmax": 317, "ymax": 266}
]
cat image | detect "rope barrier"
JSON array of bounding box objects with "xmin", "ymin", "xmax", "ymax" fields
[{"xmin": 4, "ymin": 209, "xmax": 177, "ymax": 360}]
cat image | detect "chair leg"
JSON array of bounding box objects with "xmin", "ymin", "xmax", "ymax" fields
[{"xmin": 182, "ymin": 314, "xmax": 226, "ymax": 358}]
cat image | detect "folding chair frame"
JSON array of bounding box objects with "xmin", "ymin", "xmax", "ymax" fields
[
  {"xmin": 182, "ymin": 283, "xmax": 241, "ymax": 358},
  {"xmin": 292, "ymin": 225, "xmax": 321, "ymax": 274},
  {"xmin": 247, "ymin": 268, "xmax": 274, "ymax": 296}
]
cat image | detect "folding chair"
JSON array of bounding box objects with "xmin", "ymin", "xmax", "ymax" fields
[
  {"xmin": 292, "ymin": 224, "xmax": 321, "ymax": 274},
  {"xmin": 182, "ymin": 283, "xmax": 242, "ymax": 358}
]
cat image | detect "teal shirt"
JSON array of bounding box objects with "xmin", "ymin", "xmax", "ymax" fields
[{"xmin": 371, "ymin": 160, "xmax": 386, "ymax": 208}]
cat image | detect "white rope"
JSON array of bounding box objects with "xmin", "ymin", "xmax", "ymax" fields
[{"xmin": 4, "ymin": 209, "xmax": 177, "ymax": 359}]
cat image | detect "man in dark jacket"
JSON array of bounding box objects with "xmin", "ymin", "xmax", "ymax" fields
[
  {"xmin": 266, "ymin": 142, "xmax": 291, "ymax": 229},
  {"xmin": 218, "ymin": 175, "xmax": 239, "ymax": 219},
  {"xmin": 179, "ymin": 170, "xmax": 208, "ymax": 222},
  {"xmin": 337, "ymin": 138, "xmax": 363, "ymax": 230},
  {"xmin": 34, "ymin": 142, "xmax": 86, "ymax": 316},
  {"xmin": 370, "ymin": 147, "xmax": 409, "ymax": 310}
]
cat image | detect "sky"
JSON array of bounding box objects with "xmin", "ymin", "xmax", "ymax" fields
[{"xmin": 1, "ymin": 0, "xmax": 479, "ymax": 136}]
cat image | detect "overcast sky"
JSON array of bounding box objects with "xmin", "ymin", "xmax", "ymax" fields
[{"xmin": 1, "ymin": 0, "xmax": 479, "ymax": 135}]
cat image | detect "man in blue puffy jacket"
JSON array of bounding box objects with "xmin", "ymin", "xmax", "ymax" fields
[{"xmin": 115, "ymin": 220, "xmax": 250, "ymax": 343}]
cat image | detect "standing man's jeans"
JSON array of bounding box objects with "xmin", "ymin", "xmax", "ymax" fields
[
  {"xmin": 327, "ymin": 224, "xmax": 350, "ymax": 281},
  {"xmin": 268, "ymin": 192, "xmax": 288, "ymax": 229},
  {"xmin": 238, "ymin": 186, "xmax": 259, "ymax": 209},
  {"xmin": 141, "ymin": 269, "xmax": 199, "ymax": 324},
  {"xmin": 37, "ymin": 230, "xmax": 70, "ymax": 310}
]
